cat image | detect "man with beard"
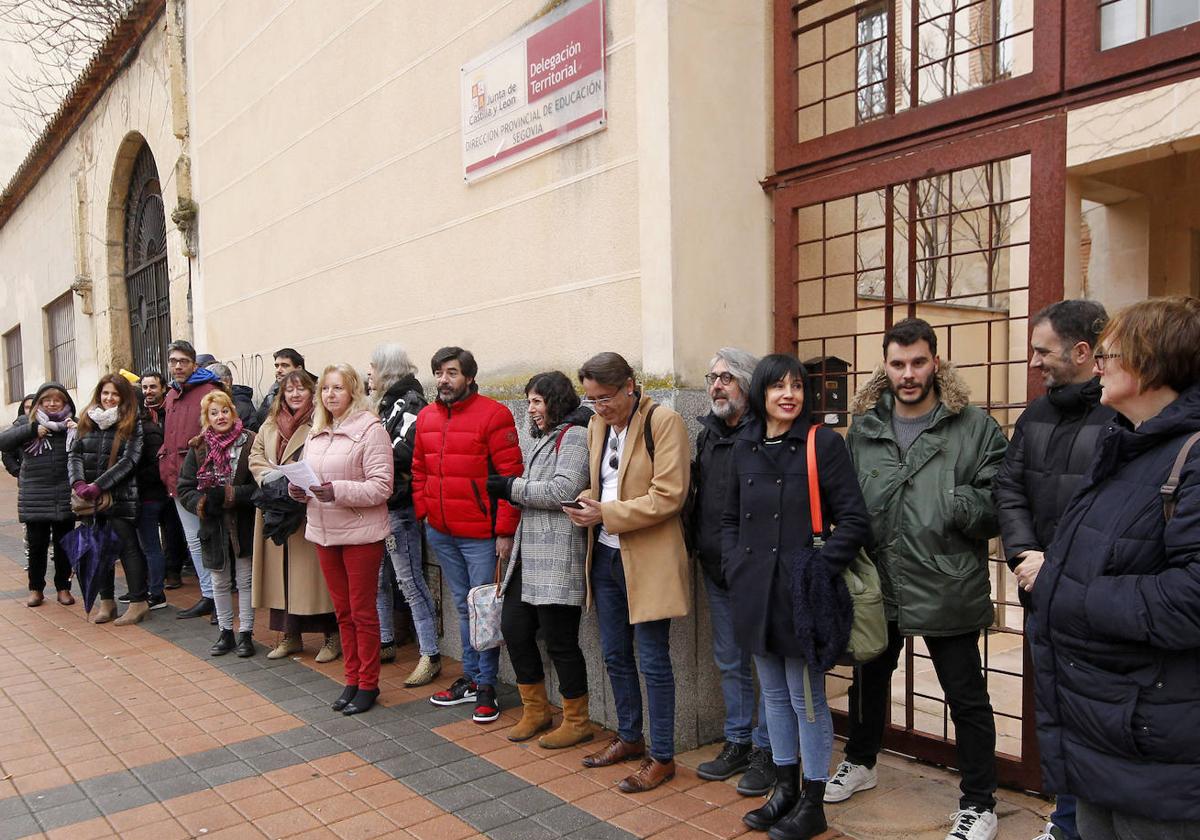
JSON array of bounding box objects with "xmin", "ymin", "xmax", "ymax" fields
[
  {"xmin": 993, "ymin": 300, "xmax": 1111, "ymax": 840},
  {"xmin": 833, "ymin": 318, "xmax": 1008, "ymax": 840},
  {"xmin": 411, "ymin": 346, "xmax": 523, "ymax": 724},
  {"xmin": 689, "ymin": 348, "xmax": 775, "ymax": 795}
]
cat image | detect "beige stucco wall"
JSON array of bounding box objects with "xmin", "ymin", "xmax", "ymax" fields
[
  {"xmin": 187, "ymin": 0, "xmax": 771, "ymax": 398},
  {"xmin": 0, "ymin": 16, "xmax": 188, "ymax": 408}
]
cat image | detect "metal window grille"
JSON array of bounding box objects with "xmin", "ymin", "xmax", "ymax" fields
[
  {"xmin": 46, "ymin": 294, "xmax": 77, "ymax": 390},
  {"xmin": 793, "ymin": 0, "xmax": 1034, "ymax": 141},
  {"xmin": 4, "ymin": 328, "xmax": 23, "ymax": 403},
  {"xmin": 1097, "ymin": 0, "xmax": 1200, "ymax": 50}
]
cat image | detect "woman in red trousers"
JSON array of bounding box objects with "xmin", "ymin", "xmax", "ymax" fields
[{"xmin": 289, "ymin": 363, "xmax": 393, "ymax": 715}]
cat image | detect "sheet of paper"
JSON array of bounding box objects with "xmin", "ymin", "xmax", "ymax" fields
[{"xmin": 276, "ymin": 461, "xmax": 321, "ymax": 497}]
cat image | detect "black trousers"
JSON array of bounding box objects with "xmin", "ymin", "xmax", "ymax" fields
[
  {"xmin": 159, "ymin": 500, "xmax": 187, "ymax": 576},
  {"xmin": 845, "ymin": 620, "xmax": 997, "ymax": 811},
  {"xmin": 26, "ymin": 519, "xmax": 74, "ymax": 593},
  {"xmin": 500, "ymin": 562, "xmax": 588, "ymax": 699},
  {"xmin": 98, "ymin": 517, "xmax": 149, "ymax": 602}
]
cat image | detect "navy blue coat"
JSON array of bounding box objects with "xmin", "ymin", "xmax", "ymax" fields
[
  {"xmin": 1032, "ymin": 384, "xmax": 1200, "ymax": 820},
  {"xmin": 720, "ymin": 418, "xmax": 869, "ymax": 659}
]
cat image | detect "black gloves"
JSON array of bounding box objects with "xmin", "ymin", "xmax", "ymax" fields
[
  {"xmin": 486, "ymin": 475, "xmax": 515, "ymax": 503},
  {"xmin": 205, "ymin": 487, "xmax": 227, "ymax": 510}
]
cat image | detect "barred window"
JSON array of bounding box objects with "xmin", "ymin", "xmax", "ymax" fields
[
  {"xmin": 46, "ymin": 293, "xmax": 77, "ymax": 390},
  {"xmin": 4, "ymin": 328, "xmax": 22, "ymax": 404}
]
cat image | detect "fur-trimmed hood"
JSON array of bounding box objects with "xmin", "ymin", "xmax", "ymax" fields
[{"xmin": 849, "ymin": 362, "xmax": 971, "ymax": 416}]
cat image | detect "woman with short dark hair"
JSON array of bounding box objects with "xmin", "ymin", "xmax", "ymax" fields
[
  {"xmin": 488, "ymin": 371, "xmax": 594, "ymax": 748},
  {"xmin": 1033, "ymin": 296, "xmax": 1200, "ymax": 838},
  {"xmin": 722, "ymin": 354, "xmax": 869, "ymax": 839}
]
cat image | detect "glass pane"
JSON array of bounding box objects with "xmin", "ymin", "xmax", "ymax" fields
[
  {"xmin": 1100, "ymin": 0, "xmax": 1142, "ymax": 49},
  {"xmin": 1151, "ymin": 0, "xmax": 1200, "ymax": 35}
]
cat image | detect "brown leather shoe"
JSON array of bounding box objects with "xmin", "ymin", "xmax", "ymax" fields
[
  {"xmin": 56, "ymin": 590, "xmax": 75, "ymax": 606},
  {"xmin": 582, "ymin": 736, "xmax": 645, "ymax": 768},
  {"xmin": 617, "ymin": 757, "xmax": 676, "ymax": 793},
  {"xmin": 26, "ymin": 590, "xmax": 44, "ymax": 607}
]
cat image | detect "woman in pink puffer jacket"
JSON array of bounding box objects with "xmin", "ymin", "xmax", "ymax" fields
[{"xmin": 288, "ymin": 363, "xmax": 393, "ymax": 716}]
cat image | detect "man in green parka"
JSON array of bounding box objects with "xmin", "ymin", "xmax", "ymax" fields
[{"xmin": 825, "ymin": 318, "xmax": 1008, "ymax": 840}]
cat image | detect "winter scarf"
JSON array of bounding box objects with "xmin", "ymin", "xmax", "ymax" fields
[
  {"xmin": 87, "ymin": 406, "xmax": 120, "ymax": 430},
  {"xmin": 274, "ymin": 400, "xmax": 313, "ymax": 462},
  {"xmin": 196, "ymin": 418, "xmax": 245, "ymax": 489},
  {"xmin": 26, "ymin": 407, "xmax": 75, "ymax": 456}
]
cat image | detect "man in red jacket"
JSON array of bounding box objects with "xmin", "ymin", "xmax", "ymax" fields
[
  {"xmin": 412, "ymin": 347, "xmax": 523, "ymax": 724},
  {"xmin": 159, "ymin": 339, "xmax": 220, "ymax": 619}
]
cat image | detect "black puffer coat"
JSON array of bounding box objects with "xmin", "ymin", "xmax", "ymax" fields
[
  {"xmin": 378, "ymin": 374, "xmax": 426, "ymax": 509},
  {"xmin": 68, "ymin": 422, "xmax": 144, "ymax": 521},
  {"xmin": 137, "ymin": 406, "xmax": 168, "ymax": 503},
  {"xmin": 994, "ymin": 378, "xmax": 1114, "ymax": 578},
  {"xmin": 0, "ymin": 383, "xmax": 76, "ymax": 522},
  {"xmin": 2, "ymin": 415, "xmax": 27, "ymax": 477},
  {"xmin": 720, "ymin": 418, "xmax": 870, "ymax": 658},
  {"xmin": 1032, "ymin": 385, "xmax": 1200, "ymax": 820}
]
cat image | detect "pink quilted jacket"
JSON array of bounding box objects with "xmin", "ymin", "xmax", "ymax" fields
[{"xmin": 303, "ymin": 410, "xmax": 393, "ymax": 547}]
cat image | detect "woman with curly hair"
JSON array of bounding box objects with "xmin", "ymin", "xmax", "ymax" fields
[{"xmin": 68, "ymin": 374, "xmax": 149, "ymax": 624}]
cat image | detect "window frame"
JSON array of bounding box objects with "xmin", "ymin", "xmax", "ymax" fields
[
  {"xmin": 3, "ymin": 327, "xmax": 23, "ymax": 405},
  {"xmin": 45, "ymin": 293, "xmax": 77, "ymax": 390},
  {"xmin": 1066, "ymin": 0, "xmax": 1200, "ymax": 89}
]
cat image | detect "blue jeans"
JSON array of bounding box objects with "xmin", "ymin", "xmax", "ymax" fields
[
  {"xmin": 1053, "ymin": 796, "xmax": 1080, "ymax": 840},
  {"xmin": 378, "ymin": 509, "xmax": 439, "ymax": 656},
  {"xmin": 136, "ymin": 500, "xmax": 168, "ymax": 598},
  {"xmin": 592, "ymin": 542, "xmax": 675, "ymax": 762},
  {"xmin": 704, "ymin": 576, "xmax": 770, "ymax": 749},
  {"xmin": 754, "ymin": 652, "xmax": 833, "ymax": 780},
  {"xmin": 174, "ymin": 498, "xmax": 213, "ymax": 598},
  {"xmin": 424, "ymin": 525, "xmax": 498, "ymax": 687}
]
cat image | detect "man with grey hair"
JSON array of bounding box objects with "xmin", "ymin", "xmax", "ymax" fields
[{"xmin": 690, "ymin": 347, "xmax": 774, "ymax": 794}]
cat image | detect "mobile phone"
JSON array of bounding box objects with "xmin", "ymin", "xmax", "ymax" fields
[{"xmin": 561, "ymin": 500, "xmax": 585, "ymax": 510}]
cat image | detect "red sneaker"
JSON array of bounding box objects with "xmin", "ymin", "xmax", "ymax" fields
[{"xmin": 429, "ymin": 677, "xmax": 477, "ymax": 707}]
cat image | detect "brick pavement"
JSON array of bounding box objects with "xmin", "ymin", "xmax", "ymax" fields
[{"xmin": 0, "ymin": 474, "xmax": 1052, "ymax": 839}]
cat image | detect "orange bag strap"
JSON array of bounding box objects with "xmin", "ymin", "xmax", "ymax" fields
[{"xmin": 807, "ymin": 424, "xmax": 824, "ymax": 544}]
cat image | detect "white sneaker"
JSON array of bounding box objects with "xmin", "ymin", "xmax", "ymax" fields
[
  {"xmin": 823, "ymin": 760, "xmax": 878, "ymax": 803},
  {"xmin": 946, "ymin": 808, "xmax": 998, "ymax": 840},
  {"xmin": 1032, "ymin": 821, "xmax": 1062, "ymax": 840}
]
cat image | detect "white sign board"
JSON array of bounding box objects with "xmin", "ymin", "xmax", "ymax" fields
[{"xmin": 461, "ymin": 0, "xmax": 606, "ymax": 182}]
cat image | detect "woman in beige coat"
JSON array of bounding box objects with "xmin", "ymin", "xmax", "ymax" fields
[{"xmin": 249, "ymin": 370, "xmax": 340, "ymax": 662}]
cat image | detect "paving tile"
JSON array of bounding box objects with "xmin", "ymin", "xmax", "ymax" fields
[
  {"xmin": 487, "ymin": 819, "xmax": 563, "ymax": 840},
  {"xmin": 406, "ymin": 812, "xmax": 477, "ymax": 840},
  {"xmin": 304, "ymin": 791, "xmax": 371, "ymax": 823},
  {"xmin": 245, "ymin": 748, "xmax": 303, "ymax": 773},
  {"xmin": 455, "ymin": 798, "xmax": 524, "ymax": 832},
  {"xmin": 31, "ymin": 796, "xmax": 103, "ymax": 831},
  {"xmin": 402, "ymin": 767, "xmax": 461, "ymax": 795},
  {"xmin": 497, "ymin": 784, "xmax": 564, "ymax": 817},
  {"xmin": 425, "ymin": 782, "xmax": 492, "ymax": 812},
  {"xmin": 197, "ymin": 760, "xmax": 257, "ymax": 787},
  {"xmin": 352, "ymin": 738, "xmax": 408, "ymax": 764},
  {"xmin": 327, "ymin": 809, "xmax": 396, "ymax": 840},
  {"xmin": 0, "ymin": 811, "xmax": 41, "ymax": 840},
  {"xmin": 232, "ymin": 788, "xmax": 294, "ymax": 820},
  {"xmin": 256, "ymin": 805, "xmax": 324, "ymax": 837},
  {"xmin": 24, "ymin": 782, "xmax": 87, "ymax": 812},
  {"xmin": 142, "ymin": 772, "xmax": 209, "ymax": 801},
  {"xmin": 530, "ymin": 802, "xmax": 600, "ymax": 834},
  {"xmin": 90, "ymin": 783, "xmax": 157, "ymax": 816}
]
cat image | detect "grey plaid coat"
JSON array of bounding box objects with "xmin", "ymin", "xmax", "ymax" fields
[{"xmin": 501, "ymin": 420, "xmax": 590, "ymax": 606}]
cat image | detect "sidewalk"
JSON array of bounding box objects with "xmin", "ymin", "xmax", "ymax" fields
[{"xmin": 0, "ymin": 475, "xmax": 1052, "ymax": 839}]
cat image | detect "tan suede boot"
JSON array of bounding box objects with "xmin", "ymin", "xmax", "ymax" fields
[
  {"xmin": 92, "ymin": 599, "xmax": 117, "ymax": 624},
  {"xmin": 507, "ymin": 682, "xmax": 553, "ymax": 742},
  {"xmin": 113, "ymin": 601, "xmax": 149, "ymax": 626},
  {"xmin": 539, "ymin": 693, "xmax": 594, "ymax": 750}
]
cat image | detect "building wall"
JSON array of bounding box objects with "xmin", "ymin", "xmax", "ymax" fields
[
  {"xmin": 187, "ymin": 0, "xmax": 771, "ymax": 397},
  {"xmin": 0, "ymin": 16, "xmax": 186, "ymax": 408}
]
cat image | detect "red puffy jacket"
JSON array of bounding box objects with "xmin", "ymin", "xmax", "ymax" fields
[{"xmin": 412, "ymin": 392, "xmax": 523, "ymax": 539}]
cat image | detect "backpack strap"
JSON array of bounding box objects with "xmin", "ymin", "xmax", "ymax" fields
[
  {"xmin": 554, "ymin": 425, "xmax": 570, "ymax": 453},
  {"xmin": 642, "ymin": 403, "xmax": 660, "ymax": 462},
  {"xmin": 1161, "ymin": 430, "xmax": 1200, "ymax": 522},
  {"xmin": 806, "ymin": 424, "xmax": 824, "ymax": 547}
]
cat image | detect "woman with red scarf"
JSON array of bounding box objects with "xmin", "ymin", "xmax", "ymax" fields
[
  {"xmin": 177, "ymin": 390, "xmax": 259, "ymax": 657},
  {"xmin": 249, "ymin": 370, "xmax": 340, "ymax": 662}
]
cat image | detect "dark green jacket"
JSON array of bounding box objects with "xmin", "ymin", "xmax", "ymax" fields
[{"xmin": 846, "ymin": 365, "xmax": 1008, "ymax": 636}]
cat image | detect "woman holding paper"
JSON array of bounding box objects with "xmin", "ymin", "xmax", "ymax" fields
[
  {"xmin": 249, "ymin": 370, "xmax": 340, "ymax": 662},
  {"xmin": 290, "ymin": 363, "xmax": 393, "ymax": 715}
]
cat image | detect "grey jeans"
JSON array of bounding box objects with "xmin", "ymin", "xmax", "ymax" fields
[
  {"xmin": 212, "ymin": 556, "xmax": 254, "ymax": 633},
  {"xmin": 1077, "ymin": 801, "xmax": 1200, "ymax": 840}
]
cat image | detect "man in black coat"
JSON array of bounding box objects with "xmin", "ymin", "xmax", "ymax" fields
[
  {"xmin": 993, "ymin": 299, "xmax": 1111, "ymax": 840},
  {"xmin": 135, "ymin": 370, "xmax": 186, "ymax": 607},
  {"xmin": 252, "ymin": 348, "xmax": 305, "ymax": 431},
  {"xmin": 688, "ymin": 348, "xmax": 776, "ymax": 794}
]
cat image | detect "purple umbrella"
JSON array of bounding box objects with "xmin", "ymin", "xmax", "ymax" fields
[{"xmin": 61, "ymin": 522, "xmax": 120, "ymax": 613}]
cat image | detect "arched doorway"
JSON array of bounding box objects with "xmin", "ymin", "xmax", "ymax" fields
[{"xmin": 124, "ymin": 142, "xmax": 171, "ymax": 374}]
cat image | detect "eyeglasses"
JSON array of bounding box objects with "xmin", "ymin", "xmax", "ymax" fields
[
  {"xmin": 1093, "ymin": 351, "xmax": 1123, "ymax": 370},
  {"xmin": 167, "ymin": 357, "xmax": 192, "ymax": 367},
  {"xmin": 607, "ymin": 436, "xmax": 620, "ymax": 470},
  {"xmin": 704, "ymin": 372, "xmax": 735, "ymax": 387},
  {"xmin": 581, "ymin": 392, "xmax": 620, "ymax": 409}
]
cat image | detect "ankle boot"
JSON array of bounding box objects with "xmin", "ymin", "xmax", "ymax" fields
[
  {"xmin": 743, "ymin": 763, "xmax": 800, "ymax": 831},
  {"xmin": 92, "ymin": 599, "xmax": 117, "ymax": 624},
  {"xmin": 210, "ymin": 629, "xmax": 236, "ymax": 656},
  {"xmin": 768, "ymin": 779, "xmax": 828, "ymax": 840},
  {"xmin": 508, "ymin": 682, "xmax": 553, "ymax": 742},
  {"xmin": 343, "ymin": 687, "xmax": 379, "ymax": 716},
  {"xmin": 113, "ymin": 601, "xmax": 149, "ymax": 626},
  {"xmin": 539, "ymin": 693, "xmax": 594, "ymax": 749},
  {"xmin": 235, "ymin": 632, "xmax": 256, "ymax": 657}
]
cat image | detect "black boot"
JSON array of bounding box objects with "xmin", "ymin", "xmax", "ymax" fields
[
  {"xmin": 768, "ymin": 779, "xmax": 828, "ymax": 840},
  {"xmin": 343, "ymin": 687, "xmax": 379, "ymax": 716},
  {"xmin": 235, "ymin": 632, "xmax": 255, "ymax": 658},
  {"xmin": 210, "ymin": 629, "xmax": 236, "ymax": 656},
  {"xmin": 743, "ymin": 763, "xmax": 799, "ymax": 831},
  {"xmin": 332, "ymin": 685, "xmax": 359, "ymax": 711},
  {"xmin": 177, "ymin": 596, "xmax": 214, "ymax": 619}
]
